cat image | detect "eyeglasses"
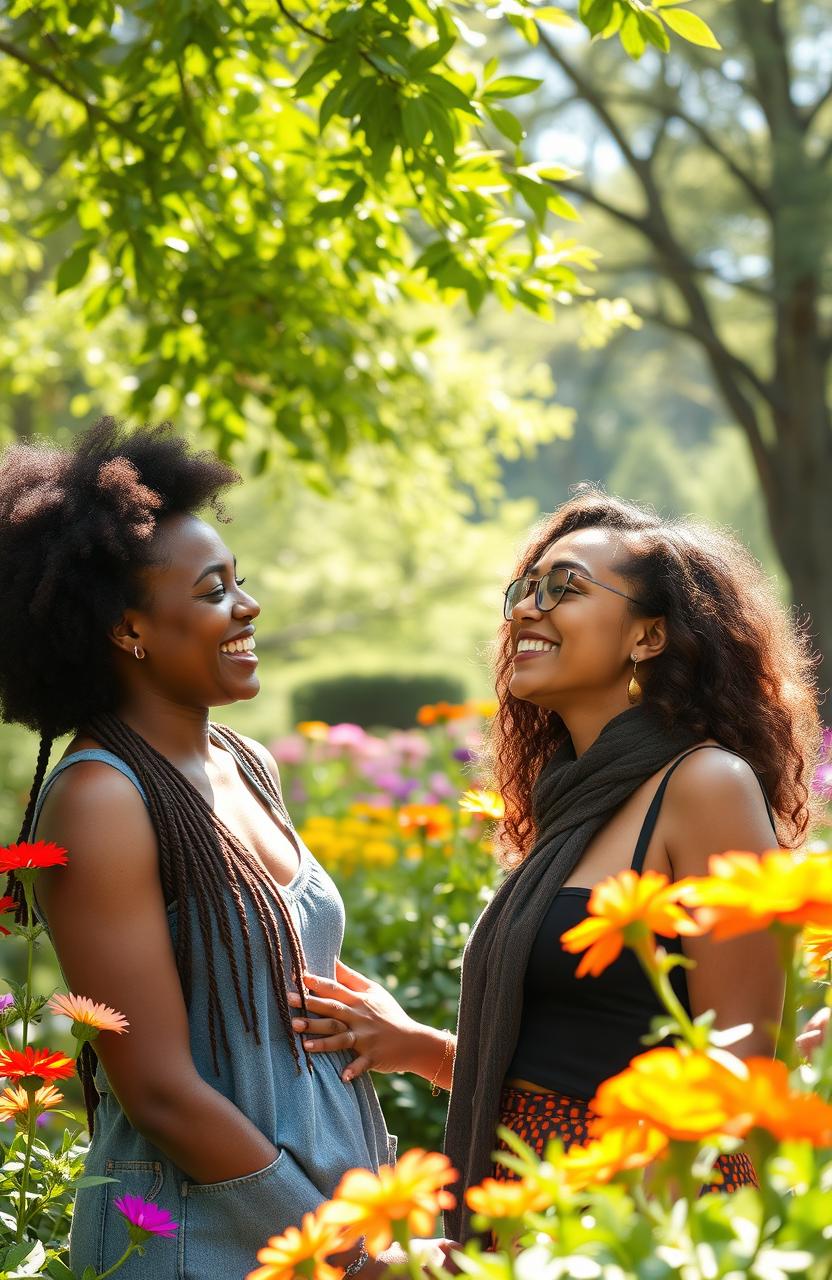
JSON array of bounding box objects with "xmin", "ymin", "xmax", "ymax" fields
[{"xmin": 503, "ymin": 566, "xmax": 649, "ymax": 621}]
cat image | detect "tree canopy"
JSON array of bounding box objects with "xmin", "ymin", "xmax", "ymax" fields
[{"xmin": 0, "ymin": 0, "xmax": 716, "ymax": 476}]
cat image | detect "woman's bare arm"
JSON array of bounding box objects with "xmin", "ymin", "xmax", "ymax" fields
[
  {"xmin": 664, "ymin": 751, "xmax": 784, "ymax": 1058},
  {"xmin": 35, "ymin": 762, "xmax": 279, "ymax": 1183}
]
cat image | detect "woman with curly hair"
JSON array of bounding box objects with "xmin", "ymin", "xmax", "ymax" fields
[
  {"xmin": 0, "ymin": 419, "xmax": 414, "ymax": 1279},
  {"xmin": 291, "ymin": 488, "xmax": 821, "ymax": 1240}
]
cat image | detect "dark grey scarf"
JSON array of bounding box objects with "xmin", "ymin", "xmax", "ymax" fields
[{"xmin": 444, "ymin": 705, "xmax": 697, "ymax": 1241}]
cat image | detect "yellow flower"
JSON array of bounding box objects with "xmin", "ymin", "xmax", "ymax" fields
[
  {"xmin": 678, "ymin": 849, "xmax": 832, "ymax": 939},
  {"xmin": 364, "ymin": 841, "xmax": 397, "ymax": 867},
  {"xmin": 560, "ymin": 1124, "xmax": 668, "ymax": 1190},
  {"xmin": 465, "ymin": 1176, "xmax": 549, "ymax": 1219},
  {"xmin": 803, "ymin": 925, "xmax": 832, "ymax": 980},
  {"xmin": 47, "ymin": 992, "xmax": 129, "ymax": 1035},
  {"xmin": 0, "ymin": 1082, "xmax": 64, "ymax": 1125},
  {"xmin": 473, "ymin": 700, "xmax": 498, "ymax": 718},
  {"xmin": 560, "ymin": 869, "xmax": 702, "ymax": 977},
  {"xmin": 327, "ymin": 1149, "xmax": 457, "ymax": 1254},
  {"xmin": 459, "ymin": 789, "xmax": 505, "ymax": 821},
  {"xmin": 296, "ymin": 721, "xmax": 330, "ymax": 741},
  {"xmin": 248, "ymin": 1204, "xmax": 346, "ymax": 1280}
]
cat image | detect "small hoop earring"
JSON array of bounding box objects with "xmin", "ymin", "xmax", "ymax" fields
[
  {"xmin": 627, "ymin": 653, "xmax": 642, "ymax": 705},
  {"xmin": 133, "ymin": 644, "xmax": 145, "ymax": 660}
]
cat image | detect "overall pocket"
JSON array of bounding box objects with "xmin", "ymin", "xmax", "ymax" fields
[
  {"xmin": 93, "ymin": 1159, "xmax": 179, "ymax": 1279},
  {"xmin": 180, "ymin": 1150, "xmax": 325, "ymax": 1280}
]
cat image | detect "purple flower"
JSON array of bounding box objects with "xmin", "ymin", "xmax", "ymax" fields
[
  {"xmin": 0, "ymin": 994, "xmax": 13, "ymax": 1013},
  {"xmin": 387, "ymin": 731, "xmax": 431, "ymax": 762},
  {"xmin": 822, "ymin": 725, "xmax": 832, "ymax": 759},
  {"xmin": 114, "ymin": 1194, "xmax": 178, "ymax": 1240},
  {"xmin": 814, "ymin": 762, "xmax": 832, "ymax": 801},
  {"xmin": 452, "ymin": 748, "xmax": 476, "ymax": 764},
  {"xmin": 428, "ymin": 772, "xmax": 456, "ymax": 799}
]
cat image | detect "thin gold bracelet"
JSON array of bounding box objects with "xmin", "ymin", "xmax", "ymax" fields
[{"xmin": 429, "ymin": 1031, "xmax": 453, "ymax": 1097}]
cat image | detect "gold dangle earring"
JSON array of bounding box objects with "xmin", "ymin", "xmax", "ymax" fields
[{"xmin": 627, "ymin": 653, "xmax": 642, "ymax": 705}]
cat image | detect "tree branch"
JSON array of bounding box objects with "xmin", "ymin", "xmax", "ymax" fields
[
  {"xmin": 804, "ymin": 78, "xmax": 832, "ymax": 129},
  {"xmin": 602, "ymin": 91, "xmax": 772, "ymax": 213},
  {"xmin": 0, "ymin": 37, "xmax": 148, "ymax": 148},
  {"xmin": 596, "ymin": 256, "xmax": 771, "ymax": 302}
]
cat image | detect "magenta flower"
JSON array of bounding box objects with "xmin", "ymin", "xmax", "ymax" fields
[
  {"xmin": 814, "ymin": 761, "xmax": 832, "ymax": 801},
  {"xmin": 114, "ymin": 1194, "xmax": 178, "ymax": 1241},
  {"xmin": 327, "ymin": 722, "xmax": 368, "ymax": 749},
  {"xmin": 0, "ymin": 994, "xmax": 13, "ymax": 1013}
]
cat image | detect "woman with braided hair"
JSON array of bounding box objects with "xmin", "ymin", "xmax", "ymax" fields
[{"xmin": 0, "ymin": 419, "xmax": 414, "ymax": 1279}]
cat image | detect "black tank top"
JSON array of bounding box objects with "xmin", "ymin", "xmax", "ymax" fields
[{"xmin": 507, "ymin": 746, "xmax": 775, "ymax": 1100}]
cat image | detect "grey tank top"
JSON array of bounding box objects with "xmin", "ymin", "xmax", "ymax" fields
[{"xmin": 31, "ymin": 728, "xmax": 395, "ymax": 1280}]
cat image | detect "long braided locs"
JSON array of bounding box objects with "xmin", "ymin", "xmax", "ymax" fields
[{"xmin": 13, "ymin": 716, "xmax": 313, "ymax": 1135}]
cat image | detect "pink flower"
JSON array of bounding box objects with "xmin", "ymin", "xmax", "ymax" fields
[
  {"xmin": 114, "ymin": 1194, "xmax": 178, "ymax": 1240},
  {"xmin": 327, "ymin": 723, "xmax": 368, "ymax": 749},
  {"xmin": 387, "ymin": 731, "xmax": 431, "ymax": 762},
  {"xmin": 269, "ymin": 736, "xmax": 306, "ymax": 766}
]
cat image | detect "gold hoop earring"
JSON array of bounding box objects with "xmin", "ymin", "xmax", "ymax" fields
[
  {"xmin": 133, "ymin": 644, "xmax": 145, "ymax": 660},
  {"xmin": 627, "ymin": 654, "xmax": 642, "ymax": 705}
]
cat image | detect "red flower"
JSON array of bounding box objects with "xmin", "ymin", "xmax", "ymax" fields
[
  {"xmin": 0, "ymin": 1046, "xmax": 75, "ymax": 1083},
  {"xmin": 0, "ymin": 895, "xmax": 15, "ymax": 936},
  {"xmin": 0, "ymin": 841, "xmax": 68, "ymax": 873}
]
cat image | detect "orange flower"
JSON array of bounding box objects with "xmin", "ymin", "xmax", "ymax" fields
[
  {"xmin": 296, "ymin": 721, "xmax": 330, "ymax": 741},
  {"xmin": 0, "ymin": 1046, "xmax": 75, "ymax": 1084},
  {"xmin": 678, "ymin": 850, "xmax": 832, "ymax": 939},
  {"xmin": 728, "ymin": 1056, "xmax": 832, "ymax": 1145},
  {"xmin": 560, "ymin": 869, "xmax": 702, "ymax": 977},
  {"xmin": 415, "ymin": 702, "xmax": 470, "ymax": 726},
  {"xmin": 327, "ymin": 1149, "xmax": 457, "ymax": 1254},
  {"xmin": 803, "ymin": 925, "xmax": 832, "ymax": 980},
  {"xmin": 248, "ymin": 1204, "xmax": 346, "ymax": 1280},
  {"xmin": 592, "ymin": 1046, "xmax": 832, "ymax": 1148},
  {"xmin": 561, "ymin": 1124, "xmax": 668, "ymax": 1190},
  {"xmin": 0, "ymin": 1082, "xmax": 64, "ymax": 1124},
  {"xmin": 47, "ymin": 993, "xmax": 129, "ymax": 1036},
  {"xmin": 397, "ymin": 804, "xmax": 452, "ymax": 841},
  {"xmin": 465, "ymin": 1176, "xmax": 549, "ymax": 1219},
  {"xmin": 459, "ymin": 789, "xmax": 505, "ymax": 821}
]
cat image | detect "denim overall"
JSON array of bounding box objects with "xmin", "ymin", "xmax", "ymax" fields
[{"xmin": 31, "ymin": 732, "xmax": 395, "ymax": 1280}]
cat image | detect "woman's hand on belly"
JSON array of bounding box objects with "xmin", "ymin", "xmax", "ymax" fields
[{"xmin": 288, "ymin": 960, "xmax": 453, "ymax": 1085}]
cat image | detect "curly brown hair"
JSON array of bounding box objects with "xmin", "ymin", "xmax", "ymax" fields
[{"xmin": 489, "ymin": 487, "xmax": 821, "ymax": 863}]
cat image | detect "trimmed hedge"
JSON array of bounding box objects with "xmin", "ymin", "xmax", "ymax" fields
[{"xmin": 290, "ymin": 673, "xmax": 467, "ymax": 729}]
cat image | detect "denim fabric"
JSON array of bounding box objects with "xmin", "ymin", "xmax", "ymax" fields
[{"xmin": 32, "ymin": 741, "xmax": 395, "ymax": 1280}]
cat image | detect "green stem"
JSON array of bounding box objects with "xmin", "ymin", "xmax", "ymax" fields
[
  {"xmin": 634, "ymin": 937, "xmax": 698, "ymax": 1047},
  {"xmin": 15, "ymin": 1101, "xmax": 38, "ymax": 1242},
  {"xmin": 96, "ymin": 1243, "xmax": 138, "ymax": 1279},
  {"xmin": 774, "ymin": 927, "xmax": 798, "ymax": 1071},
  {"xmin": 20, "ymin": 879, "xmax": 36, "ymax": 1048}
]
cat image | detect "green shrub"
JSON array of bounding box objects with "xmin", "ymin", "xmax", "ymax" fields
[{"xmin": 290, "ymin": 673, "xmax": 468, "ymax": 729}]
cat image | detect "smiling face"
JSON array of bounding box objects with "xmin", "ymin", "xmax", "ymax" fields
[
  {"xmin": 507, "ymin": 527, "xmax": 660, "ymax": 716},
  {"xmin": 112, "ymin": 513, "xmax": 262, "ymax": 710}
]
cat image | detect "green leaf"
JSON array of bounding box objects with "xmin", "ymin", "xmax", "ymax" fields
[
  {"xmin": 402, "ymin": 96, "xmax": 431, "ymax": 148},
  {"xmin": 410, "ymin": 36, "xmax": 455, "ymax": 72},
  {"xmin": 534, "ymin": 5, "xmax": 576, "ymax": 26},
  {"xmin": 484, "ymin": 103, "xmax": 525, "ymax": 145},
  {"xmin": 619, "ymin": 11, "xmax": 647, "ymax": 58},
  {"xmin": 638, "ymin": 10, "xmax": 671, "ymax": 52},
  {"xmin": 55, "ymin": 242, "xmax": 93, "ymax": 294},
  {"xmin": 660, "ymin": 6, "xmax": 721, "ymax": 48},
  {"xmin": 482, "ymin": 75, "xmax": 543, "ymax": 100},
  {"xmin": 422, "ymin": 73, "xmax": 478, "ymax": 115},
  {"xmin": 46, "ymin": 1259, "xmax": 76, "ymax": 1280},
  {"xmin": 583, "ymin": 0, "xmax": 614, "ymax": 38},
  {"xmin": 319, "ymin": 80, "xmax": 348, "ymax": 132}
]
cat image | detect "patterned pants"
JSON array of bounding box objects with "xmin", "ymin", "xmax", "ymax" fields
[{"xmin": 494, "ymin": 1085, "xmax": 758, "ymax": 1194}]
